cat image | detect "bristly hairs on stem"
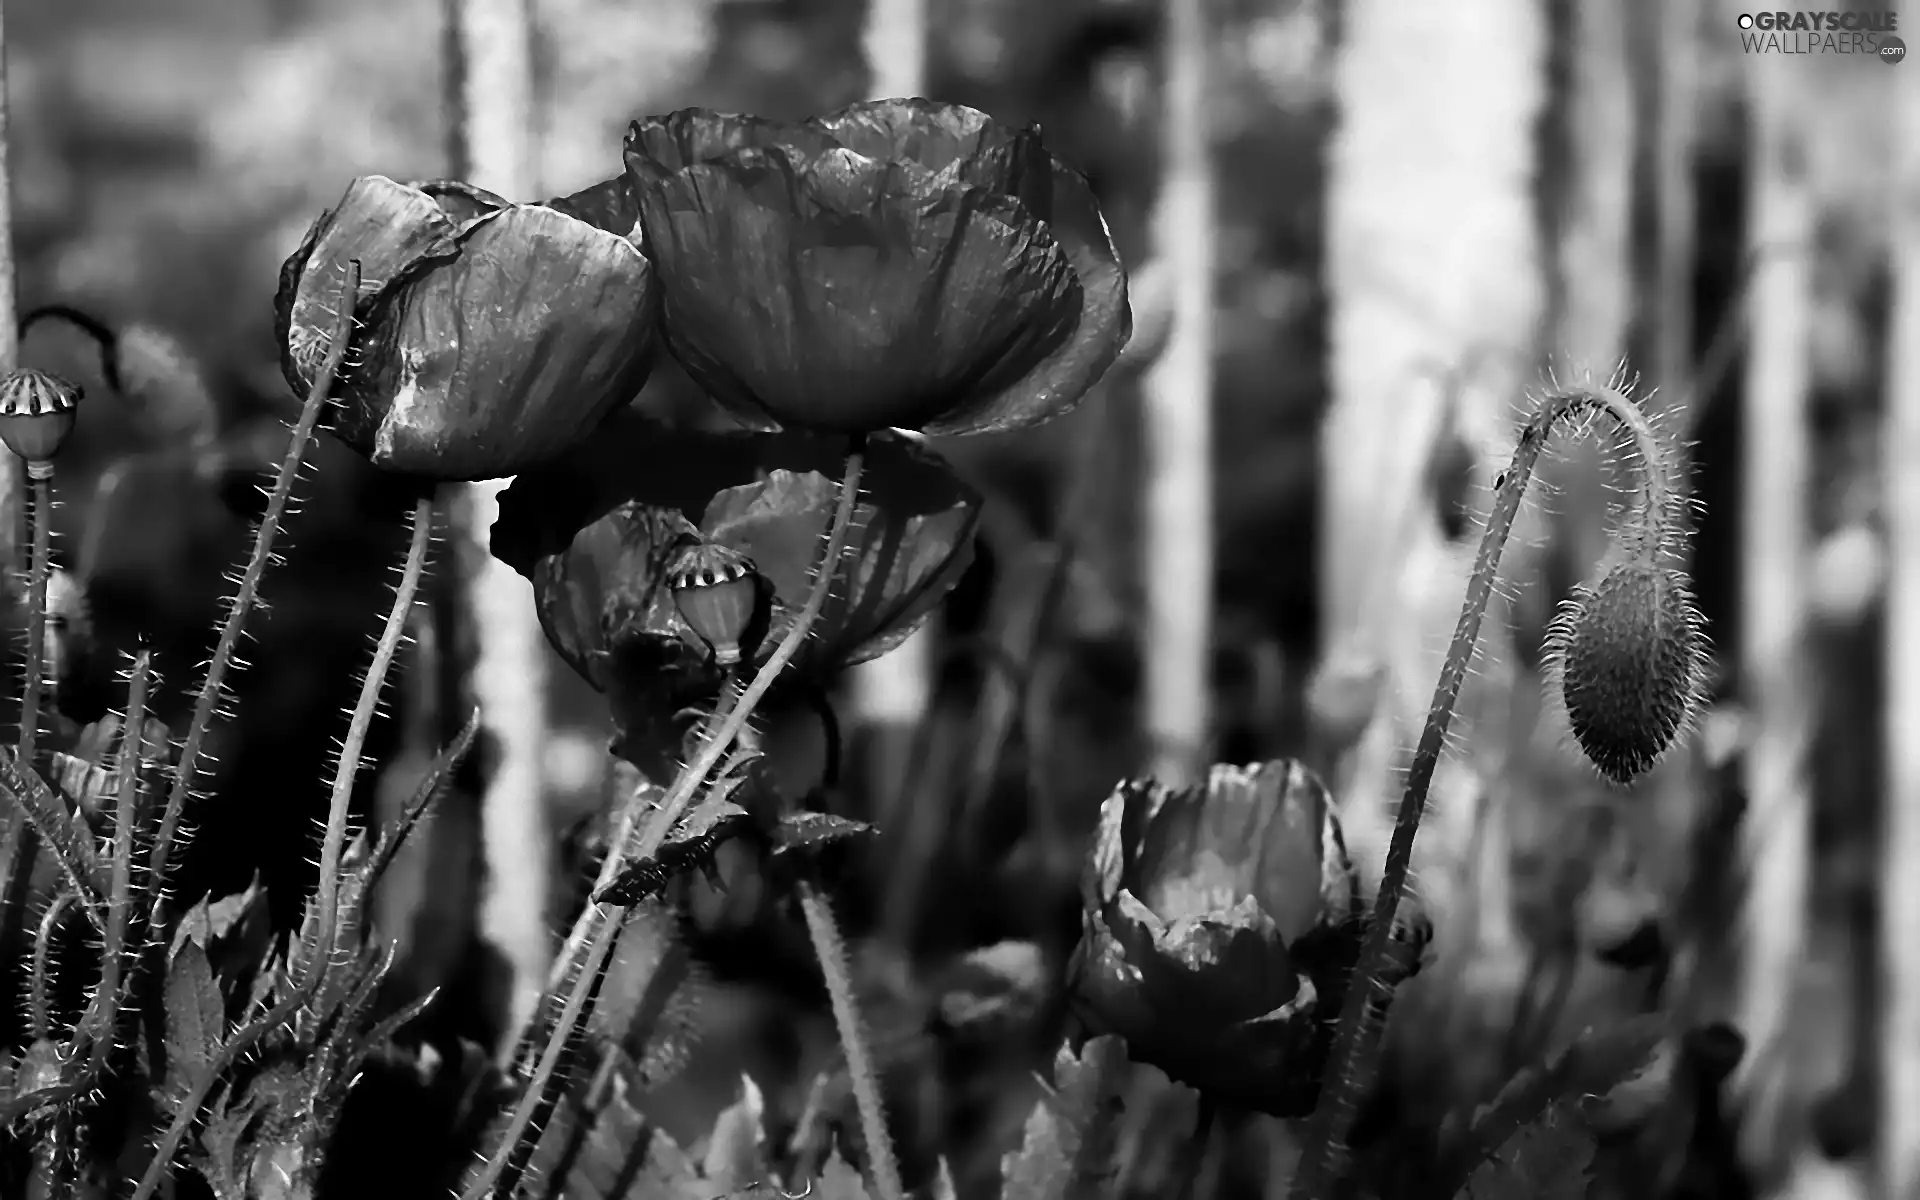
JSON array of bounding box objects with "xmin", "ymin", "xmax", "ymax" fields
[
  {"xmin": 131, "ymin": 484, "xmax": 436, "ymax": 1200},
  {"xmin": 1290, "ymin": 377, "xmax": 1700, "ymax": 1200},
  {"xmin": 75, "ymin": 648, "xmax": 152, "ymax": 1079},
  {"xmin": 143, "ymin": 258, "xmax": 363, "ymax": 923},
  {"xmin": 465, "ymin": 435, "xmax": 872, "ymax": 1200},
  {"xmin": 799, "ymin": 875, "xmax": 904, "ymax": 1200}
]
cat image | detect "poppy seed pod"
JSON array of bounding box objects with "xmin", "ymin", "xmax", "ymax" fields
[
  {"xmin": 0, "ymin": 369, "xmax": 81, "ymax": 476},
  {"xmin": 621, "ymin": 99, "xmax": 1131, "ymax": 436},
  {"xmin": 275, "ymin": 175, "xmax": 662, "ymax": 481},
  {"xmin": 1068, "ymin": 761, "xmax": 1360, "ymax": 1117},
  {"xmin": 667, "ymin": 541, "xmax": 764, "ymax": 666}
]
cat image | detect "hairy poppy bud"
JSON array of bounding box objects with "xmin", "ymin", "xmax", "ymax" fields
[
  {"xmin": 0, "ymin": 369, "xmax": 81, "ymax": 476},
  {"xmin": 1547, "ymin": 556, "xmax": 1710, "ymax": 785},
  {"xmin": 668, "ymin": 542, "xmax": 764, "ymax": 667},
  {"xmin": 275, "ymin": 175, "xmax": 662, "ymax": 480}
]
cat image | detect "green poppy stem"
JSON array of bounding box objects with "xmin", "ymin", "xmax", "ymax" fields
[
  {"xmin": 468, "ymin": 434, "xmax": 872, "ymax": 1200},
  {"xmin": 15, "ymin": 468, "xmax": 48, "ymax": 765}
]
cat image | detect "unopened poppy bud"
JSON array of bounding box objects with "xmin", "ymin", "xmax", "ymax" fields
[
  {"xmin": 0, "ymin": 368, "xmax": 81, "ymax": 476},
  {"xmin": 668, "ymin": 543, "xmax": 764, "ymax": 667}
]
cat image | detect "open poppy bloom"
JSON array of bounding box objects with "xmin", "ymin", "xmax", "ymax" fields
[
  {"xmin": 489, "ymin": 409, "xmax": 980, "ymax": 769},
  {"xmin": 275, "ymin": 175, "xmax": 661, "ymax": 481},
  {"xmin": 619, "ymin": 99, "xmax": 1131, "ymax": 436},
  {"xmin": 1068, "ymin": 761, "xmax": 1362, "ymax": 1116}
]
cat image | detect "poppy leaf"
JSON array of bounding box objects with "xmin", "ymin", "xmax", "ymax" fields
[
  {"xmin": 594, "ymin": 798, "xmax": 752, "ymax": 906},
  {"xmin": 507, "ymin": 1064, "xmax": 707, "ymax": 1200},
  {"xmin": 163, "ymin": 939, "xmax": 227, "ymax": 1105},
  {"xmin": 999, "ymin": 1035, "xmax": 1128, "ymax": 1200},
  {"xmin": 768, "ymin": 811, "xmax": 875, "ymax": 864},
  {"xmin": 701, "ymin": 1075, "xmax": 770, "ymax": 1189}
]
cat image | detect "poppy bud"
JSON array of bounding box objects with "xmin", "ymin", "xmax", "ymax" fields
[
  {"xmin": 668, "ymin": 542, "xmax": 764, "ymax": 667},
  {"xmin": 0, "ymin": 369, "xmax": 81, "ymax": 477}
]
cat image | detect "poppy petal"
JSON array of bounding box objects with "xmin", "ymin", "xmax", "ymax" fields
[
  {"xmin": 276, "ymin": 175, "xmax": 460, "ymax": 394},
  {"xmin": 491, "ymin": 414, "xmax": 981, "ymax": 687},
  {"xmin": 806, "ymin": 100, "xmax": 1052, "ymax": 216},
  {"xmin": 921, "ymin": 161, "xmax": 1131, "ymax": 436},
  {"xmin": 636, "ymin": 145, "xmax": 1081, "ymax": 434},
  {"xmin": 335, "ymin": 203, "xmax": 660, "ymax": 478},
  {"xmin": 624, "ymin": 108, "xmax": 837, "ymax": 181}
]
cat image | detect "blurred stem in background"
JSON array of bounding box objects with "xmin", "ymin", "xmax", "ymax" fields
[
  {"xmin": 1732, "ymin": 53, "xmax": 1814, "ymax": 1183},
  {"xmin": 1882, "ymin": 42, "xmax": 1920, "ymax": 1200},
  {"xmin": 855, "ymin": 0, "xmax": 931, "ymax": 826},
  {"xmin": 1140, "ymin": 0, "xmax": 1213, "ymax": 786},
  {"xmin": 1318, "ymin": 0, "xmax": 1542, "ymax": 989},
  {"xmin": 448, "ymin": 0, "xmax": 555, "ymax": 1057}
]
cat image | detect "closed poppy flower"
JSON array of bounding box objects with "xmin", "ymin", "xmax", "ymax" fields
[
  {"xmin": 274, "ymin": 174, "xmax": 661, "ymax": 481},
  {"xmin": 1067, "ymin": 761, "xmax": 1362, "ymax": 1117},
  {"xmin": 489, "ymin": 409, "xmax": 980, "ymax": 771},
  {"xmin": 620, "ymin": 98, "xmax": 1131, "ymax": 436}
]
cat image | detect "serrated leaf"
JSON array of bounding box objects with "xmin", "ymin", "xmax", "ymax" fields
[
  {"xmin": 194, "ymin": 1095, "xmax": 263, "ymax": 1200},
  {"xmin": 595, "ymin": 797, "xmax": 751, "ymax": 905},
  {"xmin": 515, "ymin": 1070, "xmax": 706, "ymax": 1200},
  {"xmin": 768, "ymin": 811, "xmax": 875, "ymax": 863},
  {"xmin": 0, "ymin": 750, "xmax": 104, "ymax": 914},
  {"xmin": 1000, "ymin": 1035, "xmax": 1128, "ymax": 1200},
  {"xmin": 163, "ymin": 939, "xmax": 226, "ymax": 1103},
  {"xmin": 703, "ymin": 1074, "xmax": 769, "ymax": 1189},
  {"xmin": 1464, "ymin": 1107, "xmax": 1596, "ymax": 1200},
  {"xmin": 929, "ymin": 1157, "xmax": 958, "ymax": 1200},
  {"xmin": 813, "ymin": 1147, "xmax": 876, "ymax": 1200}
]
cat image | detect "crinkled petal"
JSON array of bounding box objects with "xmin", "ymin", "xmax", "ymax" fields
[
  {"xmin": 805, "ymin": 99, "xmax": 1052, "ymax": 216},
  {"xmin": 921, "ymin": 161, "xmax": 1130, "ymax": 436},
  {"xmin": 1070, "ymin": 896, "xmax": 1325, "ymax": 1117},
  {"xmin": 624, "ymin": 108, "xmax": 839, "ymax": 181},
  {"xmin": 545, "ymin": 174, "xmax": 645, "ymax": 237},
  {"xmin": 275, "ymin": 175, "xmax": 461, "ymax": 395},
  {"xmin": 635, "ymin": 145, "xmax": 1081, "ymax": 434},
  {"xmin": 334, "ymin": 204, "xmax": 660, "ymax": 479},
  {"xmin": 1131, "ymin": 760, "xmax": 1355, "ymax": 944}
]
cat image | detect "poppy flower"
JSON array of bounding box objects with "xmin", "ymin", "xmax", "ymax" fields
[
  {"xmin": 619, "ymin": 98, "xmax": 1131, "ymax": 436},
  {"xmin": 489, "ymin": 409, "xmax": 980, "ymax": 769},
  {"xmin": 274, "ymin": 174, "xmax": 661, "ymax": 481},
  {"xmin": 1067, "ymin": 761, "xmax": 1362, "ymax": 1116}
]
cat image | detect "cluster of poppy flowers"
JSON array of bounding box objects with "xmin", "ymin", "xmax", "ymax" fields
[{"xmin": 267, "ymin": 99, "xmax": 1378, "ymax": 1117}]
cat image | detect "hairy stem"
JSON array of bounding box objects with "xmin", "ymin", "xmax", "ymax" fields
[
  {"xmin": 146, "ymin": 259, "xmax": 362, "ymax": 909},
  {"xmin": 27, "ymin": 889, "xmax": 76, "ymax": 1039},
  {"xmin": 132, "ymin": 488, "xmax": 433, "ymax": 1200},
  {"xmin": 1291, "ymin": 384, "xmax": 1672, "ymax": 1199},
  {"xmin": 468, "ymin": 437, "xmax": 869, "ymax": 1200},
  {"xmin": 16, "ymin": 471, "xmax": 49, "ymax": 764},
  {"xmin": 79, "ymin": 649, "xmax": 151, "ymax": 1075},
  {"xmin": 801, "ymin": 878, "xmax": 903, "ymax": 1200},
  {"xmin": 309, "ymin": 494, "xmax": 435, "ymax": 975}
]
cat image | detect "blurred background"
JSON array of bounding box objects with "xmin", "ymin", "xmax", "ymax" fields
[{"xmin": 6, "ymin": 0, "xmax": 1916, "ymax": 1197}]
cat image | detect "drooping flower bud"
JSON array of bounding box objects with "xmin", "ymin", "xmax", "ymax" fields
[
  {"xmin": 0, "ymin": 369, "xmax": 81, "ymax": 477},
  {"xmin": 667, "ymin": 542, "xmax": 764, "ymax": 667}
]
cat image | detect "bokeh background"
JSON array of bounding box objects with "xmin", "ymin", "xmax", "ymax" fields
[{"xmin": 7, "ymin": 0, "xmax": 1916, "ymax": 1197}]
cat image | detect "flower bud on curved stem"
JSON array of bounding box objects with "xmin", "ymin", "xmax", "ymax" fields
[{"xmin": 1291, "ymin": 378, "xmax": 1702, "ymax": 1200}]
